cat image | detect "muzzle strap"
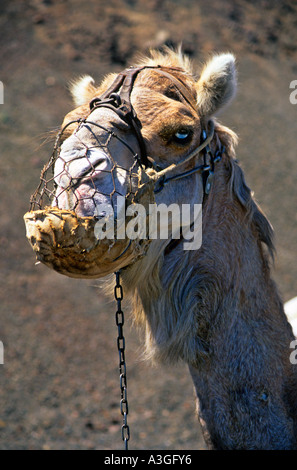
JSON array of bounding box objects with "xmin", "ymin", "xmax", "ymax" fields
[{"xmin": 89, "ymin": 67, "xmax": 151, "ymax": 168}]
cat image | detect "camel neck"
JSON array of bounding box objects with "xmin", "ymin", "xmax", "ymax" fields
[
  {"xmin": 186, "ymin": 216, "xmax": 297, "ymax": 449},
  {"xmin": 123, "ymin": 172, "xmax": 297, "ymax": 448}
]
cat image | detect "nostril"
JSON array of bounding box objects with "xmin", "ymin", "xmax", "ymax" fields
[
  {"xmin": 86, "ymin": 149, "xmax": 109, "ymax": 169},
  {"xmin": 86, "ymin": 152, "xmax": 106, "ymax": 168}
]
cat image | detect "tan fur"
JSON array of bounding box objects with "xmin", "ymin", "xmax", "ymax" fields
[
  {"xmin": 196, "ymin": 53, "xmax": 237, "ymax": 116},
  {"xmin": 70, "ymin": 75, "xmax": 96, "ymax": 107},
  {"xmin": 121, "ymin": 123, "xmax": 240, "ymax": 364},
  {"xmin": 136, "ymin": 45, "xmax": 194, "ymax": 74},
  {"xmin": 63, "ymin": 49, "xmax": 239, "ymax": 363}
]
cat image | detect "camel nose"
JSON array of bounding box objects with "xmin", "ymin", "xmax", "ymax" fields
[{"xmin": 54, "ymin": 148, "xmax": 111, "ymax": 189}]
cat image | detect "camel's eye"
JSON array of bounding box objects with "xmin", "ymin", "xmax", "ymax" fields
[{"xmin": 173, "ymin": 129, "xmax": 192, "ymax": 144}]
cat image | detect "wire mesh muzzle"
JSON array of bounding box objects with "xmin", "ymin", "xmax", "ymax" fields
[
  {"xmin": 25, "ymin": 118, "xmax": 156, "ymax": 278},
  {"xmin": 30, "ymin": 118, "xmax": 148, "ymax": 213}
]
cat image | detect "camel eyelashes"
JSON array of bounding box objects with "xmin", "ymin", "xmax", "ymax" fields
[
  {"xmin": 159, "ymin": 124, "xmax": 193, "ymax": 146},
  {"xmin": 172, "ymin": 129, "xmax": 192, "ymax": 144},
  {"xmin": 174, "ymin": 129, "xmax": 190, "ymax": 139},
  {"xmin": 160, "ymin": 127, "xmax": 193, "ymax": 146}
]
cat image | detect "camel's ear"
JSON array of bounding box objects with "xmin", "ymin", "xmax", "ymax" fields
[
  {"xmin": 69, "ymin": 75, "xmax": 96, "ymax": 107},
  {"xmin": 196, "ymin": 53, "xmax": 237, "ymax": 117}
]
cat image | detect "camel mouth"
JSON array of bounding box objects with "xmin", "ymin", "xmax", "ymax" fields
[
  {"xmin": 23, "ymin": 207, "xmax": 151, "ymax": 279},
  {"xmin": 69, "ymin": 167, "xmax": 107, "ymax": 188},
  {"xmin": 53, "ymin": 182, "xmax": 116, "ymax": 218},
  {"xmin": 53, "ymin": 148, "xmax": 129, "ymax": 218}
]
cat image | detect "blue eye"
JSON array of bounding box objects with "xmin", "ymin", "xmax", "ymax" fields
[{"xmin": 173, "ymin": 129, "xmax": 192, "ymax": 143}]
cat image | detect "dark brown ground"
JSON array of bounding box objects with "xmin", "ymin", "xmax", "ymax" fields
[{"xmin": 0, "ymin": 0, "xmax": 296, "ymax": 450}]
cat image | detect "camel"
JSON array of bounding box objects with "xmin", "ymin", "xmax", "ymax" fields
[{"xmin": 45, "ymin": 48, "xmax": 297, "ymax": 449}]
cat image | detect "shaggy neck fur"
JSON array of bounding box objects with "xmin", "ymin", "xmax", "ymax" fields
[{"xmin": 122, "ymin": 123, "xmax": 275, "ymax": 365}]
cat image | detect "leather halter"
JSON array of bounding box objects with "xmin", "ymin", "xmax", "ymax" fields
[
  {"xmin": 89, "ymin": 65, "xmax": 198, "ymax": 169},
  {"xmin": 88, "ymin": 65, "xmax": 223, "ymax": 194}
]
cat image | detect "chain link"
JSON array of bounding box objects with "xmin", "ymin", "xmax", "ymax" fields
[{"xmin": 114, "ymin": 271, "xmax": 130, "ymax": 450}]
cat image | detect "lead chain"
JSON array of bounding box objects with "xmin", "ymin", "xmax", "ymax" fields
[{"xmin": 114, "ymin": 271, "xmax": 130, "ymax": 450}]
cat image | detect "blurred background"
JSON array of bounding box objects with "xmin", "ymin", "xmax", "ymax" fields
[{"xmin": 0, "ymin": 0, "xmax": 296, "ymax": 450}]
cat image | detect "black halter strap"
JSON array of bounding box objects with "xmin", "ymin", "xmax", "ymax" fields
[
  {"xmin": 88, "ymin": 65, "xmax": 198, "ymax": 169},
  {"xmin": 89, "ymin": 66, "xmax": 151, "ymax": 168}
]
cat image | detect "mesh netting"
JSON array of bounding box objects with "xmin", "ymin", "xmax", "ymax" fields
[
  {"xmin": 24, "ymin": 116, "xmax": 156, "ymax": 279},
  {"xmin": 30, "ymin": 118, "xmax": 147, "ymax": 214}
]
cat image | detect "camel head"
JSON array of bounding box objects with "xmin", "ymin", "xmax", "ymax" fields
[
  {"xmin": 25, "ymin": 49, "xmax": 238, "ymax": 280},
  {"xmin": 53, "ymin": 50, "xmax": 237, "ymax": 222}
]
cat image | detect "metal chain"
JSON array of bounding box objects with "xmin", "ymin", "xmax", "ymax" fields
[{"xmin": 114, "ymin": 271, "xmax": 130, "ymax": 450}]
